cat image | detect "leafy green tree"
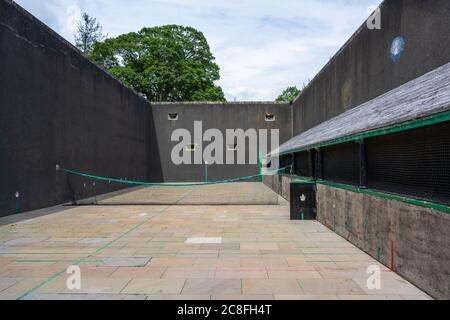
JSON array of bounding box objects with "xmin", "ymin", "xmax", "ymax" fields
[
  {"xmin": 276, "ymin": 86, "xmax": 301, "ymax": 103},
  {"xmin": 90, "ymin": 25, "xmax": 226, "ymax": 102},
  {"xmin": 74, "ymin": 13, "xmax": 107, "ymax": 54}
]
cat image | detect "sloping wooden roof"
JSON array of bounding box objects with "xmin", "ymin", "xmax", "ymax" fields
[{"xmin": 274, "ymin": 61, "xmax": 450, "ymax": 155}]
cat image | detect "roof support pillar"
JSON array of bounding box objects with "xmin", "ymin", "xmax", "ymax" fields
[
  {"xmin": 358, "ymin": 139, "xmax": 368, "ymax": 189},
  {"xmin": 308, "ymin": 149, "xmax": 315, "ymax": 179},
  {"xmin": 315, "ymin": 148, "xmax": 323, "ymax": 180}
]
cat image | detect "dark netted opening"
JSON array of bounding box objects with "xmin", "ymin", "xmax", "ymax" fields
[
  {"xmin": 367, "ymin": 121, "xmax": 450, "ymax": 205},
  {"xmin": 322, "ymin": 142, "xmax": 360, "ymax": 185},
  {"xmin": 279, "ymin": 121, "xmax": 450, "ymax": 208},
  {"xmin": 294, "ymin": 151, "xmax": 314, "ymax": 178}
]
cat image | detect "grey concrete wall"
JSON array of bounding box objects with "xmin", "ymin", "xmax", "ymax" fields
[
  {"xmin": 0, "ymin": 0, "xmax": 162, "ymax": 217},
  {"xmin": 263, "ymin": 174, "xmax": 297, "ymax": 201},
  {"xmin": 316, "ymin": 184, "xmax": 450, "ymax": 300},
  {"xmin": 292, "ymin": 0, "xmax": 450, "ymax": 135},
  {"xmin": 151, "ymin": 102, "xmax": 292, "ymax": 182}
]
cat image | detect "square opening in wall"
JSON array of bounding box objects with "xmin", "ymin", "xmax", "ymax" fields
[
  {"xmin": 186, "ymin": 144, "xmax": 197, "ymax": 152},
  {"xmin": 265, "ymin": 113, "xmax": 276, "ymax": 122},
  {"xmin": 168, "ymin": 113, "xmax": 179, "ymax": 121}
]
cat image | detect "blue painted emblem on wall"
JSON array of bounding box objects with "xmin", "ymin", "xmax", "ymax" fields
[{"xmin": 390, "ymin": 36, "xmax": 406, "ymax": 63}]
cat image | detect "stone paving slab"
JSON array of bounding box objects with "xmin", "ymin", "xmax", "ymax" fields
[
  {"xmin": 243, "ymin": 279, "xmax": 303, "ymax": 295},
  {"xmin": 122, "ymin": 279, "xmax": 186, "ymax": 295},
  {"xmin": 182, "ymin": 279, "xmax": 242, "ymax": 295},
  {"xmin": 24, "ymin": 293, "xmax": 148, "ymax": 300},
  {"xmin": 96, "ymin": 257, "xmax": 151, "ymax": 267},
  {"xmin": 0, "ymin": 183, "xmax": 432, "ymax": 300},
  {"xmin": 3, "ymin": 237, "xmax": 49, "ymax": 247},
  {"xmin": 297, "ymin": 278, "xmax": 365, "ymax": 295},
  {"xmin": 185, "ymin": 237, "xmax": 223, "ymax": 244},
  {"xmin": 78, "ymin": 238, "xmax": 111, "ymax": 244}
]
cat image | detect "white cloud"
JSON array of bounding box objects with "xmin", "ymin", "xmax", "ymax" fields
[
  {"xmin": 14, "ymin": 0, "xmax": 383, "ymax": 101},
  {"xmin": 65, "ymin": 4, "xmax": 81, "ymax": 37}
]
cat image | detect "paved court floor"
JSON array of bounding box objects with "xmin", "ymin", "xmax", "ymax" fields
[{"xmin": 0, "ymin": 183, "xmax": 431, "ymax": 300}]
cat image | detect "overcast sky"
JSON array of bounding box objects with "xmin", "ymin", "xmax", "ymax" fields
[{"xmin": 14, "ymin": 0, "xmax": 382, "ymax": 101}]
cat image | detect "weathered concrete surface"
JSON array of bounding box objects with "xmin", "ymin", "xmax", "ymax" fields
[
  {"xmin": 151, "ymin": 102, "xmax": 292, "ymax": 182},
  {"xmin": 316, "ymin": 184, "xmax": 450, "ymax": 300},
  {"xmin": 0, "ymin": 0, "xmax": 162, "ymax": 217},
  {"xmin": 263, "ymin": 174, "xmax": 305, "ymax": 202}
]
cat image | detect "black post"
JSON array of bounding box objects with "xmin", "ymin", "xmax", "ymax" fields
[
  {"xmin": 315, "ymin": 148, "xmax": 323, "ymax": 180},
  {"xmin": 308, "ymin": 149, "xmax": 315, "ymax": 179},
  {"xmin": 290, "ymin": 182, "xmax": 317, "ymax": 220},
  {"xmin": 289, "ymin": 153, "xmax": 294, "ymax": 175},
  {"xmin": 292, "ymin": 153, "xmax": 297, "ymax": 175},
  {"xmin": 359, "ymin": 139, "xmax": 368, "ymax": 188}
]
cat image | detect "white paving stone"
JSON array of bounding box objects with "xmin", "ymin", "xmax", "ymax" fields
[{"xmin": 185, "ymin": 237, "xmax": 223, "ymax": 244}]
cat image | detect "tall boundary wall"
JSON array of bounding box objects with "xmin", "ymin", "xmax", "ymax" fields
[
  {"xmin": 0, "ymin": 0, "xmax": 162, "ymax": 216},
  {"xmin": 150, "ymin": 102, "xmax": 292, "ymax": 182}
]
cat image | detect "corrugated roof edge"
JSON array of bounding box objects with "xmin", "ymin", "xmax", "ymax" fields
[
  {"xmin": 271, "ymin": 61, "xmax": 450, "ymax": 156},
  {"xmin": 275, "ymin": 109, "xmax": 450, "ymax": 157}
]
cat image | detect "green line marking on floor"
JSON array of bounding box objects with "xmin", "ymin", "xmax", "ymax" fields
[
  {"xmin": 15, "ymin": 188, "xmax": 196, "ymax": 300},
  {"xmin": 15, "ymin": 269, "xmax": 68, "ymax": 301},
  {"xmin": 13, "ymin": 260, "xmax": 103, "ymax": 263},
  {"xmin": 1, "ymin": 252, "xmax": 95, "ymax": 255}
]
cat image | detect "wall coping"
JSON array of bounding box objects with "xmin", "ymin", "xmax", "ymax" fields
[{"xmin": 151, "ymin": 101, "xmax": 290, "ymax": 106}]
